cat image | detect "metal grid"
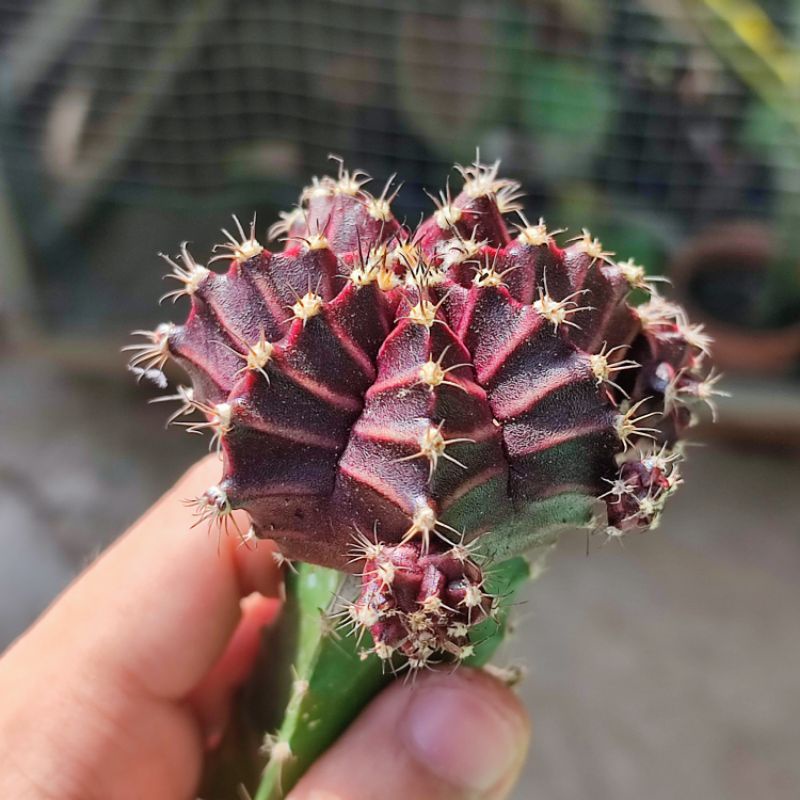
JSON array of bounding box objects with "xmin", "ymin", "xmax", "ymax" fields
[{"xmin": 1, "ymin": 0, "xmax": 799, "ymax": 329}]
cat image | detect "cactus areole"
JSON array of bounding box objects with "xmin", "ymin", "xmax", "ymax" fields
[{"xmin": 129, "ymin": 156, "xmax": 720, "ymax": 671}]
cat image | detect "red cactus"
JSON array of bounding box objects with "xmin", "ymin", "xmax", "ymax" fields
[
  {"xmin": 351, "ymin": 536, "xmax": 491, "ymax": 665},
  {"xmin": 129, "ymin": 157, "xmax": 720, "ymax": 667}
]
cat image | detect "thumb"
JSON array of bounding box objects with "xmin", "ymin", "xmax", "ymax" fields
[{"xmin": 289, "ymin": 668, "xmax": 530, "ymax": 800}]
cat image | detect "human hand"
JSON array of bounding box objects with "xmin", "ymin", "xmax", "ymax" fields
[{"xmin": 0, "ymin": 457, "xmax": 530, "ymax": 800}]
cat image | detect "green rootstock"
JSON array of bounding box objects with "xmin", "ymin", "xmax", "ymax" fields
[{"xmin": 253, "ymin": 555, "xmax": 531, "ymax": 800}]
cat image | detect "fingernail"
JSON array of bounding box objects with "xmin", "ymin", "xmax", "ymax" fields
[{"xmin": 403, "ymin": 676, "xmax": 526, "ymax": 794}]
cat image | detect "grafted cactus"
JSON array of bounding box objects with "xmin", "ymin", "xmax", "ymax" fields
[{"xmin": 128, "ymin": 156, "xmax": 721, "ymax": 798}]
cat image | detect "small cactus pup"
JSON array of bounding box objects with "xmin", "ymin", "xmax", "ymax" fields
[{"xmin": 128, "ymin": 156, "xmax": 720, "ymax": 798}]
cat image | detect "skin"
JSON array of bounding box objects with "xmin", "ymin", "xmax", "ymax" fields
[{"xmin": 0, "ymin": 457, "xmax": 530, "ymax": 800}]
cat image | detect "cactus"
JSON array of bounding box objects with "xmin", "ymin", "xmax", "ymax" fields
[{"xmin": 128, "ymin": 156, "xmax": 720, "ymax": 798}]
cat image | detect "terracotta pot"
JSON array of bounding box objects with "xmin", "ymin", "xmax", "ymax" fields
[{"xmin": 670, "ymin": 221, "xmax": 800, "ymax": 374}]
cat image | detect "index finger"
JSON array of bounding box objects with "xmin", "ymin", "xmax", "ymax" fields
[{"xmin": 7, "ymin": 455, "xmax": 282, "ymax": 702}]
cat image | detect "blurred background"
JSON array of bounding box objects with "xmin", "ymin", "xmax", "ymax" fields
[{"xmin": 0, "ymin": 1, "xmax": 798, "ymax": 798}]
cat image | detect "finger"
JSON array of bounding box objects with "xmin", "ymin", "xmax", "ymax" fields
[
  {"xmin": 5, "ymin": 455, "xmax": 283, "ymax": 702},
  {"xmin": 190, "ymin": 592, "xmax": 279, "ymax": 748},
  {"xmin": 289, "ymin": 668, "xmax": 530, "ymax": 800}
]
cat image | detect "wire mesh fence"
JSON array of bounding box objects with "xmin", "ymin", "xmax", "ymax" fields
[{"xmin": 1, "ymin": 0, "xmax": 799, "ymax": 335}]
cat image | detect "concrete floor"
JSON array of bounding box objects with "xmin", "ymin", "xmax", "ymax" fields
[
  {"xmin": 1, "ymin": 352, "xmax": 799, "ymax": 800},
  {"xmin": 511, "ymin": 448, "xmax": 800, "ymax": 800}
]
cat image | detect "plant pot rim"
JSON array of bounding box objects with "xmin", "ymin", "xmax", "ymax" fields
[{"xmin": 669, "ymin": 221, "xmax": 800, "ymax": 372}]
